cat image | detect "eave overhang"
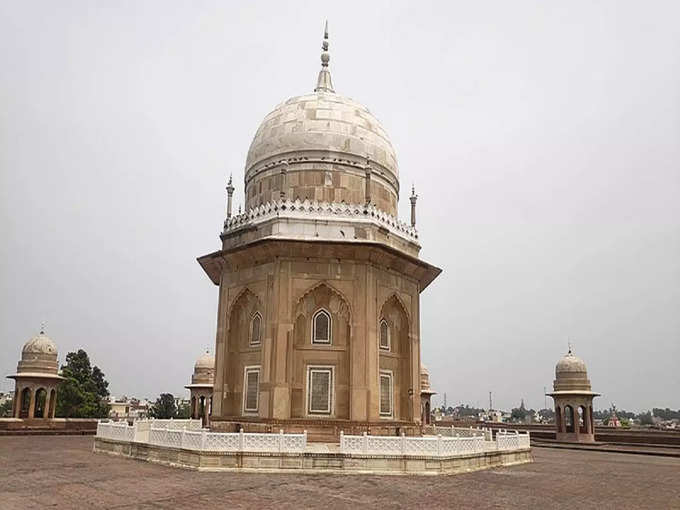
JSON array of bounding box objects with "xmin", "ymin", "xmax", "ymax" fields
[
  {"xmin": 7, "ymin": 373, "xmax": 65, "ymax": 381},
  {"xmin": 546, "ymin": 391, "xmax": 601, "ymax": 397},
  {"xmin": 197, "ymin": 238, "xmax": 442, "ymax": 292}
]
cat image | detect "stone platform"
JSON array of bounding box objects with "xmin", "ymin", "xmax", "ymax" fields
[
  {"xmin": 0, "ymin": 417, "xmax": 98, "ymax": 435},
  {"xmin": 93, "ymin": 436, "xmax": 532, "ymax": 475}
]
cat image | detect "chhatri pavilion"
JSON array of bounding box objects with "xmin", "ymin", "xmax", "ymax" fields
[
  {"xmin": 197, "ymin": 24, "xmax": 441, "ymax": 439},
  {"xmin": 6, "ymin": 329, "xmax": 64, "ymax": 420},
  {"xmin": 185, "ymin": 350, "xmax": 215, "ymax": 427},
  {"xmin": 547, "ymin": 348, "xmax": 600, "ymax": 443}
]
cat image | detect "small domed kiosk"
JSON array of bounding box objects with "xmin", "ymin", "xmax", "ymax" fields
[
  {"xmin": 7, "ymin": 329, "xmax": 64, "ymax": 419},
  {"xmin": 420, "ymin": 365, "xmax": 436, "ymax": 425},
  {"xmin": 547, "ymin": 349, "xmax": 600, "ymax": 443},
  {"xmin": 185, "ymin": 351, "xmax": 215, "ymax": 427}
]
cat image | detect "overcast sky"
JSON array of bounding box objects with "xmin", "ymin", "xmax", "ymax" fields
[{"xmin": 1, "ymin": 1, "xmax": 678, "ymax": 412}]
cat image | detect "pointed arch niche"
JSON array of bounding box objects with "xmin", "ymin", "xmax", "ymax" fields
[
  {"xmin": 379, "ymin": 294, "xmax": 412, "ymax": 421},
  {"xmin": 291, "ymin": 283, "xmax": 351, "ymax": 419},
  {"xmin": 224, "ymin": 288, "xmax": 263, "ymax": 416}
]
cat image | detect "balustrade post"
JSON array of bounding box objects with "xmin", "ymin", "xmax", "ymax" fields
[
  {"xmin": 437, "ymin": 434, "xmax": 442, "ymax": 456},
  {"xmin": 239, "ymin": 428, "xmax": 244, "ymax": 451},
  {"xmin": 303, "ymin": 430, "xmax": 307, "ymax": 450},
  {"xmin": 279, "ymin": 429, "xmax": 284, "ymax": 453},
  {"xmin": 401, "ymin": 432, "xmax": 406, "ymax": 455},
  {"xmin": 339, "ymin": 431, "xmax": 344, "ymax": 451},
  {"xmin": 181, "ymin": 426, "xmax": 186, "ymax": 449},
  {"xmin": 201, "ymin": 429, "xmax": 207, "ymax": 451},
  {"xmin": 362, "ymin": 432, "xmax": 368, "ymax": 454}
]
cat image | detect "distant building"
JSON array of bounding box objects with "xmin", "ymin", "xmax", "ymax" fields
[
  {"xmin": 109, "ymin": 400, "xmax": 131, "ymax": 419},
  {"xmin": 108, "ymin": 396, "xmax": 150, "ymax": 420},
  {"xmin": 479, "ymin": 410, "xmax": 504, "ymax": 423}
]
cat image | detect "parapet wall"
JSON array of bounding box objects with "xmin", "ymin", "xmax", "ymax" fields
[
  {"xmin": 93, "ymin": 436, "xmax": 532, "ymax": 476},
  {"xmin": 478, "ymin": 422, "xmax": 680, "ymax": 446},
  {"xmin": 0, "ymin": 418, "xmax": 98, "ymax": 435}
]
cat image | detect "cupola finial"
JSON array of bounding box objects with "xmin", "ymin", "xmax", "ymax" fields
[{"xmin": 314, "ymin": 20, "xmax": 335, "ymax": 93}]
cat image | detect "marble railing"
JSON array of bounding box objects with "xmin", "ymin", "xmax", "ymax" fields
[
  {"xmin": 96, "ymin": 422, "xmax": 307, "ymax": 454},
  {"xmin": 223, "ymin": 199, "xmax": 419, "ymax": 242},
  {"xmin": 496, "ymin": 430, "xmax": 531, "ymax": 450},
  {"xmin": 148, "ymin": 427, "xmax": 307, "ymax": 453},
  {"xmin": 340, "ymin": 430, "xmax": 530, "ymax": 456},
  {"xmin": 434, "ymin": 425, "xmax": 493, "ymax": 441}
]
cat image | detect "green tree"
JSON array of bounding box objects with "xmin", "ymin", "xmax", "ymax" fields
[
  {"xmin": 638, "ymin": 411, "xmax": 654, "ymax": 425},
  {"xmin": 0, "ymin": 399, "xmax": 13, "ymax": 417},
  {"xmin": 176, "ymin": 401, "xmax": 191, "ymax": 419},
  {"xmin": 652, "ymin": 408, "xmax": 680, "ymax": 420},
  {"xmin": 511, "ymin": 400, "xmax": 534, "ymax": 422},
  {"xmin": 150, "ymin": 393, "xmax": 177, "ymax": 419},
  {"xmin": 56, "ymin": 350, "xmax": 110, "ymax": 418},
  {"xmin": 538, "ymin": 408, "xmax": 555, "ymax": 422}
]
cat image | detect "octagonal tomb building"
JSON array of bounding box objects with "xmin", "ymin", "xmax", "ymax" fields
[{"xmin": 198, "ymin": 25, "xmax": 441, "ymax": 439}]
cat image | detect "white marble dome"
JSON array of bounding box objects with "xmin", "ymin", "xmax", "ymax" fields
[
  {"xmin": 15, "ymin": 330, "xmax": 60, "ymax": 376},
  {"xmin": 245, "ymin": 91, "xmax": 398, "ymax": 181},
  {"xmin": 22, "ymin": 331, "xmax": 58, "ymax": 356},
  {"xmin": 553, "ymin": 350, "xmax": 593, "ymax": 392},
  {"xmin": 194, "ymin": 351, "xmax": 215, "ymax": 370},
  {"xmin": 555, "ymin": 351, "xmax": 587, "ymax": 376}
]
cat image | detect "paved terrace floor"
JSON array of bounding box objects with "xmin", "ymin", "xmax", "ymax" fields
[{"xmin": 1, "ymin": 436, "xmax": 679, "ymax": 509}]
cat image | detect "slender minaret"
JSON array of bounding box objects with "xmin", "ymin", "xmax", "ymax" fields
[
  {"xmin": 409, "ymin": 184, "xmax": 418, "ymax": 227},
  {"xmin": 226, "ymin": 174, "xmax": 235, "ymax": 218},
  {"xmin": 314, "ymin": 21, "xmax": 334, "ymax": 93}
]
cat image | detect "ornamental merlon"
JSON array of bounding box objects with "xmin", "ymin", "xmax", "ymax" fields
[{"xmin": 221, "ymin": 199, "xmax": 420, "ymax": 254}]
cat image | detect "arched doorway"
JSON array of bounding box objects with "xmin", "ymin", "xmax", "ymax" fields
[
  {"xmin": 565, "ymin": 405, "xmax": 574, "ymax": 433},
  {"xmin": 199, "ymin": 396, "xmax": 206, "ymax": 426},
  {"xmin": 578, "ymin": 406, "xmax": 587, "ymax": 433},
  {"xmin": 34, "ymin": 388, "xmax": 47, "ymax": 418},
  {"xmin": 49, "ymin": 389, "xmax": 56, "ymax": 418},
  {"xmin": 225, "ymin": 289, "xmax": 263, "ymax": 416},
  {"xmin": 20, "ymin": 388, "xmax": 31, "ymax": 418},
  {"xmin": 379, "ymin": 295, "xmax": 411, "ymax": 421},
  {"xmin": 292, "ymin": 283, "xmax": 351, "ymax": 420}
]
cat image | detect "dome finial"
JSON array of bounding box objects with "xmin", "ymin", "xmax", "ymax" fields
[
  {"xmin": 568, "ymin": 339, "xmax": 572, "ymax": 355},
  {"xmin": 315, "ymin": 20, "xmax": 335, "ymax": 93},
  {"xmin": 40, "ymin": 321, "xmax": 46, "ymax": 335}
]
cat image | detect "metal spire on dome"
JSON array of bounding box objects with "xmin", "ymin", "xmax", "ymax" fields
[
  {"xmin": 40, "ymin": 322, "xmax": 46, "ymax": 335},
  {"xmin": 314, "ymin": 20, "xmax": 335, "ymax": 93}
]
